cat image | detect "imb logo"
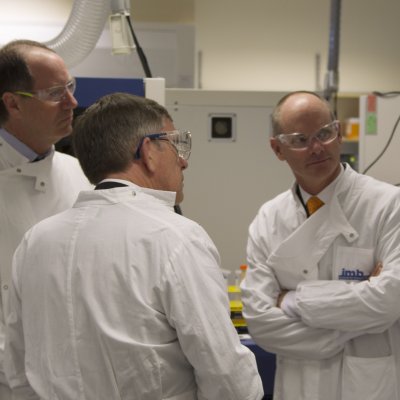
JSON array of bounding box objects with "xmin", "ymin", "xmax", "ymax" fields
[{"xmin": 338, "ymin": 268, "xmax": 369, "ymax": 281}]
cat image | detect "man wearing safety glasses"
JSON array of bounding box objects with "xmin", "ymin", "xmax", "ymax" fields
[
  {"xmin": 5, "ymin": 93, "xmax": 263, "ymax": 400},
  {"xmin": 241, "ymin": 91, "xmax": 400, "ymax": 400},
  {"xmin": 0, "ymin": 40, "xmax": 91, "ymax": 399}
]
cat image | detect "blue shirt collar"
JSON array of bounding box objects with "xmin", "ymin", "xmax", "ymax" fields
[{"xmin": 0, "ymin": 128, "xmax": 51, "ymax": 161}]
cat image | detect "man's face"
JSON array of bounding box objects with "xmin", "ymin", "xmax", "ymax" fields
[
  {"xmin": 270, "ymin": 94, "xmax": 342, "ymax": 194},
  {"xmin": 154, "ymin": 118, "xmax": 189, "ymax": 204},
  {"xmin": 17, "ymin": 48, "xmax": 78, "ymax": 149}
]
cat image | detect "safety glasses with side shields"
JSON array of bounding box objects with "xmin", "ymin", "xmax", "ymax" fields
[
  {"xmin": 276, "ymin": 120, "xmax": 340, "ymax": 150},
  {"xmin": 134, "ymin": 130, "xmax": 191, "ymax": 160},
  {"xmin": 14, "ymin": 78, "xmax": 76, "ymax": 103}
]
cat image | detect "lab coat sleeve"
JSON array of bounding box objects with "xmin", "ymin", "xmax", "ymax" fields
[
  {"xmin": 0, "ymin": 292, "xmax": 8, "ymax": 385},
  {"xmin": 297, "ymin": 193, "xmax": 400, "ymax": 332},
  {"xmin": 160, "ymin": 229, "xmax": 263, "ymax": 400},
  {"xmin": 4, "ymin": 236, "xmax": 40, "ymax": 400},
  {"xmin": 241, "ymin": 221, "xmax": 352, "ymax": 361}
]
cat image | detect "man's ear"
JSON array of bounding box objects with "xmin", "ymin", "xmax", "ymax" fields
[
  {"xmin": 139, "ymin": 137, "xmax": 158, "ymax": 173},
  {"xmin": 1, "ymin": 92, "xmax": 22, "ymax": 117},
  {"xmin": 270, "ymin": 137, "xmax": 286, "ymax": 161}
]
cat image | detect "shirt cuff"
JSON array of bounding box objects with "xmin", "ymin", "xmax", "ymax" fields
[{"xmin": 280, "ymin": 290, "xmax": 300, "ymax": 318}]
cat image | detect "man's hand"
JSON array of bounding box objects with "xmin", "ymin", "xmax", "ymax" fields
[
  {"xmin": 369, "ymin": 261, "xmax": 383, "ymax": 280},
  {"xmin": 277, "ymin": 289, "xmax": 289, "ymax": 308}
]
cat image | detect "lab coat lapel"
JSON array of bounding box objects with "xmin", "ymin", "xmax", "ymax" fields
[
  {"xmin": 267, "ymin": 179, "xmax": 358, "ymax": 289},
  {"xmin": 0, "ymin": 151, "xmax": 54, "ymax": 193}
]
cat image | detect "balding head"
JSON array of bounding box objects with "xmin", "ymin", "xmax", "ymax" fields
[
  {"xmin": 271, "ymin": 91, "xmax": 334, "ymax": 137},
  {"xmin": 0, "ymin": 40, "xmax": 55, "ymax": 125}
]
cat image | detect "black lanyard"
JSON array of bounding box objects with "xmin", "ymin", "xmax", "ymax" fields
[{"xmin": 296, "ymin": 184, "xmax": 310, "ymax": 218}]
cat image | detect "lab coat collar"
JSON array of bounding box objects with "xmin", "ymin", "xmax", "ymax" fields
[
  {"xmin": 94, "ymin": 179, "xmax": 177, "ymax": 205},
  {"xmin": 0, "ymin": 134, "xmax": 30, "ymax": 169},
  {"xmin": 299, "ymin": 164, "xmax": 345, "ymax": 205},
  {"xmin": 75, "ymin": 183, "xmax": 177, "ymax": 209},
  {"xmin": 0, "ymin": 127, "xmax": 37, "ymax": 161},
  {"xmin": 0, "ymin": 140, "xmax": 56, "ymax": 193},
  {"xmin": 300, "ymin": 163, "xmax": 359, "ymax": 244},
  {"xmin": 0, "ymin": 128, "xmax": 54, "ymax": 168},
  {"xmin": 268, "ymin": 174, "xmax": 359, "ymax": 287},
  {"xmin": 329, "ymin": 163, "xmax": 359, "ymax": 243},
  {"xmin": 0, "ymin": 136, "xmax": 55, "ymax": 171}
]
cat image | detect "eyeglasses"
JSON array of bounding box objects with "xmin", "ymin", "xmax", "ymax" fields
[
  {"xmin": 134, "ymin": 130, "xmax": 192, "ymax": 160},
  {"xmin": 276, "ymin": 120, "xmax": 340, "ymax": 150},
  {"xmin": 14, "ymin": 78, "xmax": 76, "ymax": 103}
]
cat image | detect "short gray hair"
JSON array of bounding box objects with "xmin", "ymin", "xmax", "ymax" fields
[{"xmin": 72, "ymin": 92, "xmax": 172, "ymax": 184}]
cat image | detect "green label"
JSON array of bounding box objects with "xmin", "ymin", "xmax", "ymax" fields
[{"xmin": 366, "ymin": 112, "xmax": 377, "ymax": 135}]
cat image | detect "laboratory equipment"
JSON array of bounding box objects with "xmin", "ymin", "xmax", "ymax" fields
[
  {"xmin": 229, "ymin": 265, "xmax": 248, "ymax": 334},
  {"xmin": 359, "ymin": 93, "xmax": 400, "ymax": 185}
]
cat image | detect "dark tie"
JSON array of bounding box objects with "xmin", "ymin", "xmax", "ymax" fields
[{"xmin": 306, "ymin": 196, "xmax": 324, "ymax": 215}]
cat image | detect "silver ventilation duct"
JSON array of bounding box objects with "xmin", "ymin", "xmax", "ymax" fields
[{"xmin": 44, "ymin": 0, "xmax": 112, "ymax": 69}]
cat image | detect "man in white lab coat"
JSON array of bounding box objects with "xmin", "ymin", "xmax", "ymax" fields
[
  {"xmin": 5, "ymin": 93, "xmax": 264, "ymax": 400},
  {"xmin": 241, "ymin": 91, "xmax": 400, "ymax": 400},
  {"xmin": 0, "ymin": 40, "xmax": 91, "ymax": 399}
]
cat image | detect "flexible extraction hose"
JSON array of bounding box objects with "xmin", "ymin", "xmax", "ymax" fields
[{"xmin": 44, "ymin": 0, "xmax": 111, "ymax": 69}]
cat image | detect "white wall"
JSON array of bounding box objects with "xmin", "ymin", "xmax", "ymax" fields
[
  {"xmin": 195, "ymin": 0, "xmax": 400, "ymax": 93},
  {"xmin": 1, "ymin": 0, "xmax": 399, "ymax": 92},
  {"xmin": 0, "ymin": 1, "xmax": 72, "ymax": 43},
  {"xmin": 0, "ymin": 0, "xmax": 71, "ymax": 23}
]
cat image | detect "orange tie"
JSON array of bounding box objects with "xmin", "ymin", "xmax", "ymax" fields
[{"xmin": 306, "ymin": 196, "xmax": 324, "ymax": 215}]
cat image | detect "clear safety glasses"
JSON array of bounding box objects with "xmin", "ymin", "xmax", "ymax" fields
[
  {"xmin": 14, "ymin": 77, "xmax": 76, "ymax": 103},
  {"xmin": 134, "ymin": 130, "xmax": 192, "ymax": 160},
  {"xmin": 276, "ymin": 120, "xmax": 340, "ymax": 150}
]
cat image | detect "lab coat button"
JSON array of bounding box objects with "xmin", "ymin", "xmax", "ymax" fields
[
  {"xmin": 16, "ymin": 168, "xmax": 22, "ymax": 173},
  {"xmin": 132, "ymin": 191, "xmax": 136, "ymax": 196},
  {"xmin": 40, "ymin": 181, "xmax": 45, "ymax": 187},
  {"xmin": 303, "ymin": 269, "xmax": 308, "ymax": 274},
  {"xmin": 3, "ymin": 285, "xmax": 8, "ymax": 290},
  {"xmin": 349, "ymin": 233, "xmax": 354, "ymax": 238}
]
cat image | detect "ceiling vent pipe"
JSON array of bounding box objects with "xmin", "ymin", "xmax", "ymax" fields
[
  {"xmin": 44, "ymin": 0, "xmax": 111, "ymax": 69},
  {"xmin": 324, "ymin": 0, "xmax": 341, "ymax": 103}
]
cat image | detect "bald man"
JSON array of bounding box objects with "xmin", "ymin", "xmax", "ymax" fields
[{"xmin": 242, "ymin": 91, "xmax": 400, "ymax": 400}]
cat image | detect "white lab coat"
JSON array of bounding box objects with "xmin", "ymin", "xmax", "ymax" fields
[
  {"xmin": 241, "ymin": 164, "xmax": 400, "ymax": 400},
  {"xmin": 0, "ymin": 137, "xmax": 91, "ymax": 397},
  {"xmin": 5, "ymin": 185, "xmax": 263, "ymax": 400}
]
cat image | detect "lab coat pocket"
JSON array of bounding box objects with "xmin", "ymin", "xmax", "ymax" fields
[
  {"xmin": 334, "ymin": 246, "xmax": 374, "ymax": 282},
  {"xmin": 342, "ymin": 355, "xmax": 398, "ymax": 400}
]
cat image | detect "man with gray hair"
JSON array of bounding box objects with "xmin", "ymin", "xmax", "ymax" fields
[{"xmin": 5, "ymin": 93, "xmax": 263, "ymax": 400}]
